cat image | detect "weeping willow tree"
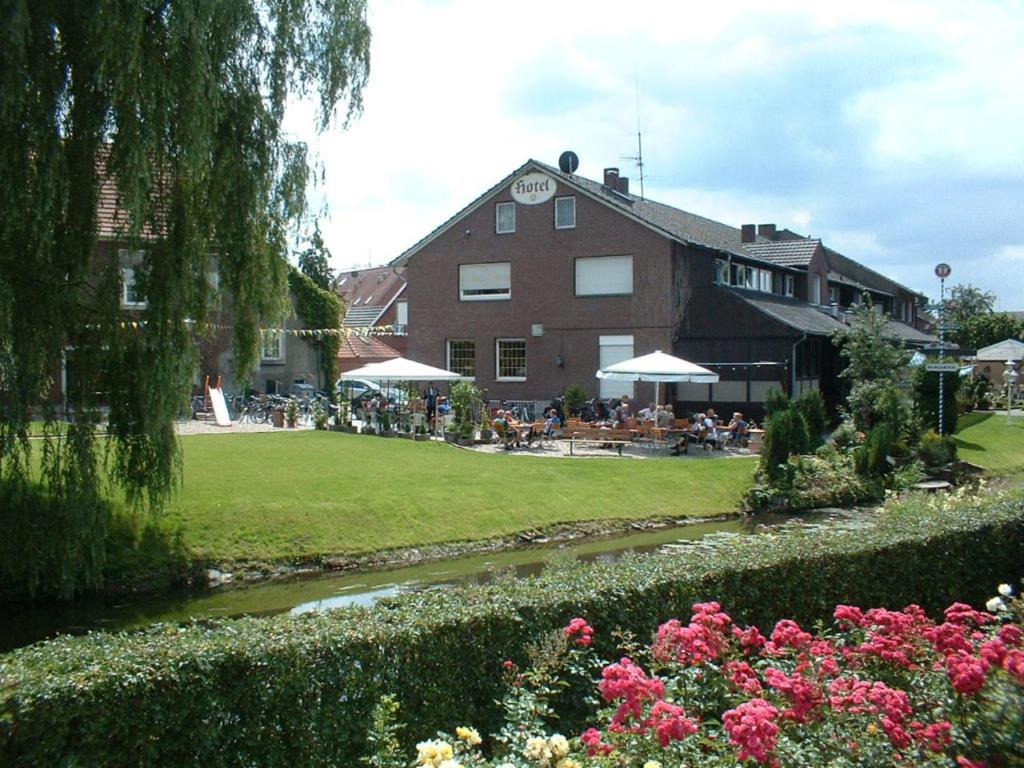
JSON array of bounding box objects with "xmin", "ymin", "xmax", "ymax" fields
[{"xmin": 0, "ymin": 1, "xmax": 370, "ymax": 597}]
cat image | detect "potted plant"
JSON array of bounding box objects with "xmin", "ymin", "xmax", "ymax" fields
[
  {"xmin": 457, "ymin": 420, "xmax": 475, "ymax": 446},
  {"xmin": 284, "ymin": 399, "xmax": 299, "ymax": 428},
  {"xmin": 378, "ymin": 410, "xmax": 394, "ymax": 436},
  {"xmin": 312, "ymin": 399, "xmax": 329, "ymax": 430},
  {"xmin": 564, "ymin": 383, "xmax": 587, "ymax": 418},
  {"xmin": 414, "ymin": 424, "xmax": 430, "ymax": 441}
]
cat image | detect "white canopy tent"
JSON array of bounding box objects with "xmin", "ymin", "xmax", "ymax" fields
[
  {"xmin": 596, "ymin": 350, "xmax": 719, "ymax": 425},
  {"xmin": 337, "ymin": 357, "xmax": 463, "ymax": 434},
  {"xmin": 338, "ymin": 357, "xmax": 463, "ymax": 383}
]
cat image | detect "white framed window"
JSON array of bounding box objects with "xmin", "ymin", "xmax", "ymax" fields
[
  {"xmin": 759, "ymin": 269, "xmax": 772, "ymax": 293},
  {"xmin": 118, "ymin": 249, "xmax": 147, "ymax": 308},
  {"xmin": 554, "ymin": 196, "xmax": 576, "ymax": 229},
  {"xmin": 744, "ymin": 266, "xmax": 757, "ymax": 290},
  {"xmin": 496, "ymin": 338, "xmax": 526, "ymax": 381},
  {"xmin": 575, "ymin": 255, "xmax": 633, "ymax": 296},
  {"xmin": 460, "ymin": 262, "xmax": 511, "ymax": 301},
  {"xmin": 811, "ymin": 274, "xmax": 822, "ymax": 305},
  {"xmin": 447, "ymin": 339, "xmax": 475, "ymax": 378},
  {"xmin": 829, "ymin": 285, "xmax": 839, "ymax": 305},
  {"xmin": 783, "ymin": 275, "xmax": 795, "ymax": 298},
  {"xmin": 495, "ymin": 202, "xmax": 516, "ymax": 234},
  {"xmin": 599, "ymin": 335, "xmax": 634, "ymax": 399},
  {"xmin": 261, "ymin": 327, "xmax": 285, "ymax": 362},
  {"xmin": 396, "ymin": 300, "xmax": 408, "ymax": 325}
]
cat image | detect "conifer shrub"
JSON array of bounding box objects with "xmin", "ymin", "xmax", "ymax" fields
[
  {"xmin": 759, "ymin": 407, "xmax": 810, "ymax": 480},
  {"xmin": 793, "ymin": 389, "xmax": 827, "ymax": 448}
]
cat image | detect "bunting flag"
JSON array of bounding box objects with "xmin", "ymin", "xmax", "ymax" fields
[{"xmin": 80, "ymin": 320, "xmax": 399, "ymax": 337}]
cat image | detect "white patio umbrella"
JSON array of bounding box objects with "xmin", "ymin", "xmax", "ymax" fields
[{"xmin": 596, "ymin": 350, "xmax": 719, "ymax": 425}]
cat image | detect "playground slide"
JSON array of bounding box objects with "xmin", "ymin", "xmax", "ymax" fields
[{"xmin": 208, "ymin": 387, "xmax": 233, "ymax": 427}]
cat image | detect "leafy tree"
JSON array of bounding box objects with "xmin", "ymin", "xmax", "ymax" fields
[
  {"xmin": 948, "ymin": 283, "xmax": 997, "ymax": 324},
  {"xmin": 958, "ymin": 312, "xmax": 1023, "ymax": 352},
  {"xmin": 0, "ymin": 2, "xmax": 370, "ymax": 597},
  {"xmin": 298, "ymin": 223, "xmax": 335, "ymax": 291},
  {"xmin": 831, "ymin": 302, "xmax": 913, "ymax": 437}
]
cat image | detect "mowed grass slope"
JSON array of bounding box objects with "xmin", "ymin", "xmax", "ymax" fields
[
  {"xmin": 954, "ymin": 411, "xmax": 1024, "ymax": 474},
  {"xmin": 164, "ymin": 431, "xmax": 757, "ymax": 563}
]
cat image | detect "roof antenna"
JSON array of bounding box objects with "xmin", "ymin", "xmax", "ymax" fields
[{"xmin": 621, "ymin": 64, "xmax": 646, "ymax": 199}]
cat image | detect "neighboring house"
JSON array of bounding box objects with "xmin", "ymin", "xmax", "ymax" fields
[
  {"xmin": 333, "ymin": 265, "xmax": 407, "ymax": 372},
  {"xmin": 393, "ymin": 158, "xmax": 935, "ymax": 419},
  {"xmin": 970, "ymin": 338, "xmax": 1024, "ymax": 385}
]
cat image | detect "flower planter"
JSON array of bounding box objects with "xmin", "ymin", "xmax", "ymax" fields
[{"xmin": 413, "ymin": 433, "xmax": 430, "ymax": 441}]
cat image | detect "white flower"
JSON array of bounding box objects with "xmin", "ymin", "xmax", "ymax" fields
[
  {"xmin": 998, "ymin": 583, "xmax": 1014, "ymax": 597},
  {"xmin": 986, "ymin": 597, "xmax": 1006, "ymax": 613},
  {"xmin": 525, "ymin": 736, "xmax": 552, "ymax": 762},
  {"xmin": 438, "ymin": 761, "xmax": 461, "ymax": 768},
  {"xmin": 548, "ymin": 734, "xmax": 570, "ymax": 759},
  {"xmin": 644, "ymin": 762, "xmax": 664, "ymax": 768}
]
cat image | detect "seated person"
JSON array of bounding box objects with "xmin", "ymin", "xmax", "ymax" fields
[
  {"xmin": 637, "ymin": 402, "xmax": 655, "ymax": 422},
  {"xmin": 671, "ymin": 414, "xmax": 706, "ymax": 455},
  {"xmin": 612, "ymin": 400, "xmax": 630, "ymax": 427},
  {"xmin": 706, "ymin": 407, "xmax": 720, "ymax": 425},
  {"xmin": 702, "ymin": 412, "xmax": 722, "ymax": 448},
  {"xmin": 593, "ymin": 399, "xmax": 610, "ymax": 423},
  {"xmin": 542, "ymin": 408, "xmax": 561, "ymax": 437},
  {"xmin": 723, "ymin": 412, "xmax": 749, "ymax": 445},
  {"xmin": 492, "ymin": 409, "xmax": 514, "ymax": 449},
  {"xmin": 656, "ymin": 405, "xmax": 674, "ymax": 428}
]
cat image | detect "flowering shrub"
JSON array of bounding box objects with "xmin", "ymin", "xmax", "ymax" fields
[{"xmin": 383, "ymin": 586, "xmax": 1024, "ymax": 767}]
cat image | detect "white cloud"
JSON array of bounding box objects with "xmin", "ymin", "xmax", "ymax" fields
[{"xmin": 278, "ymin": 0, "xmax": 1024, "ymax": 312}]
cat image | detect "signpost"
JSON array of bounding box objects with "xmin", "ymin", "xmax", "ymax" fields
[
  {"xmin": 925, "ymin": 363, "xmax": 959, "ymax": 373},
  {"xmin": 934, "ymin": 263, "xmax": 952, "ymax": 435}
]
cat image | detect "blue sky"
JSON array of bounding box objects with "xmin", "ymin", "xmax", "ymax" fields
[{"xmin": 286, "ymin": 0, "xmax": 1024, "ymax": 309}]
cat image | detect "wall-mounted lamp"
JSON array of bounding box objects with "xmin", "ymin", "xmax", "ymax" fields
[
  {"xmin": 464, "ymin": 229, "xmax": 472, "ymax": 237},
  {"xmin": 555, "ymin": 354, "xmax": 564, "ymax": 368}
]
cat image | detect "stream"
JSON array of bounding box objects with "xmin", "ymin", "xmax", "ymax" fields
[{"xmin": 1, "ymin": 508, "xmax": 875, "ymax": 652}]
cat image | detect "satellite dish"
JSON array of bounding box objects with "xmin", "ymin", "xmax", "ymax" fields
[{"xmin": 558, "ymin": 150, "xmax": 579, "ymax": 175}]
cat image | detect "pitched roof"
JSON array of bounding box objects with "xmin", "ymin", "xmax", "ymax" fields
[
  {"xmin": 881, "ymin": 319, "xmax": 937, "ymax": 345},
  {"xmin": 335, "ymin": 265, "xmax": 407, "ymax": 327},
  {"xmin": 336, "ymin": 334, "xmax": 401, "ymax": 361},
  {"xmin": 729, "ymin": 291, "xmax": 848, "ymax": 336},
  {"xmin": 745, "ymin": 239, "xmax": 821, "ymax": 267},
  {"xmin": 975, "ymin": 338, "xmax": 1024, "ymax": 361},
  {"xmin": 393, "ymin": 159, "xmax": 793, "ymax": 270}
]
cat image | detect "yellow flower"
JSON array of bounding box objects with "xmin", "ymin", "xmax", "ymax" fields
[
  {"xmin": 456, "ymin": 726, "xmax": 482, "ymax": 746},
  {"xmin": 548, "ymin": 734, "xmax": 570, "ymax": 759},
  {"xmin": 416, "ymin": 740, "xmax": 453, "ymax": 767},
  {"xmin": 525, "ymin": 736, "xmax": 552, "ymax": 761},
  {"xmin": 438, "ymin": 761, "xmax": 461, "ymax": 768},
  {"xmin": 643, "ymin": 762, "xmax": 663, "ymax": 768},
  {"xmin": 866, "ymin": 723, "xmax": 879, "ymax": 735},
  {"xmin": 557, "ymin": 760, "xmax": 582, "ymax": 768}
]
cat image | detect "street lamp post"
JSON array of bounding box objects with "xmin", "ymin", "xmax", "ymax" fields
[
  {"xmin": 934, "ymin": 263, "xmax": 952, "ymax": 435},
  {"xmin": 1004, "ymin": 360, "xmax": 1019, "ymax": 419}
]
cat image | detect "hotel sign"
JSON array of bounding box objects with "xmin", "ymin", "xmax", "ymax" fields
[{"xmin": 510, "ymin": 173, "xmax": 556, "ymax": 205}]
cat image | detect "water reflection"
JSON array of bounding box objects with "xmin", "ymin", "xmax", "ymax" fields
[{"xmin": 1, "ymin": 509, "xmax": 866, "ymax": 652}]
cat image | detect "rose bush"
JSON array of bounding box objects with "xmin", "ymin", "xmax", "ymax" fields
[{"xmin": 381, "ymin": 588, "xmax": 1024, "ymax": 767}]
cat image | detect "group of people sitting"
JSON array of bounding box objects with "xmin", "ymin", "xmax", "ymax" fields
[
  {"xmin": 491, "ymin": 407, "xmax": 562, "ymax": 450},
  {"xmin": 670, "ymin": 408, "xmax": 750, "ymax": 455}
]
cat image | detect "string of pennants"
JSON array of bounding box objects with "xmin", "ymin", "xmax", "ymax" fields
[{"xmin": 81, "ymin": 321, "xmax": 400, "ymax": 338}]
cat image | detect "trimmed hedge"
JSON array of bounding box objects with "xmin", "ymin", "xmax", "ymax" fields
[{"xmin": 3, "ymin": 490, "xmax": 1023, "ymax": 766}]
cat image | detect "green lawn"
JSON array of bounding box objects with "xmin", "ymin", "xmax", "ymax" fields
[
  {"xmin": 954, "ymin": 411, "xmax": 1024, "ymax": 474},
  {"xmin": 158, "ymin": 432, "xmax": 757, "ymax": 564}
]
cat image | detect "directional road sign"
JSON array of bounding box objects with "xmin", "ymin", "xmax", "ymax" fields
[
  {"xmin": 939, "ymin": 324, "xmax": 961, "ymax": 331},
  {"xmin": 925, "ymin": 363, "xmax": 960, "ymax": 373}
]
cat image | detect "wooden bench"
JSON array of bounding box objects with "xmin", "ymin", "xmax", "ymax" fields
[{"xmin": 569, "ymin": 428, "xmax": 634, "ymax": 456}]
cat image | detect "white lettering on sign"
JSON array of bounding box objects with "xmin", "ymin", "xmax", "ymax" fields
[{"xmin": 510, "ymin": 173, "xmax": 556, "ymax": 205}]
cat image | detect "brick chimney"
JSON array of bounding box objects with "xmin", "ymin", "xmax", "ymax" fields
[
  {"xmin": 603, "ymin": 167, "xmax": 620, "ymax": 189},
  {"xmin": 617, "ymin": 176, "xmax": 630, "ymax": 194},
  {"xmin": 740, "ymin": 224, "xmax": 756, "ymax": 243},
  {"xmin": 758, "ymin": 223, "xmax": 777, "ymax": 240}
]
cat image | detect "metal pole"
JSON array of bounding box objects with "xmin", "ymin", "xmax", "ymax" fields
[{"xmin": 938, "ymin": 276, "xmax": 945, "ymax": 435}]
